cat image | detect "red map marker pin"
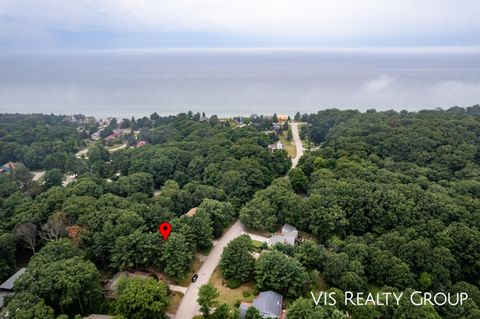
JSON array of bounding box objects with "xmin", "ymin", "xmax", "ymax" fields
[{"xmin": 159, "ymin": 222, "xmax": 172, "ymax": 240}]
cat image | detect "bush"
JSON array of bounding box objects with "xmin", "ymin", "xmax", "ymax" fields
[
  {"xmin": 227, "ymin": 279, "xmax": 241, "ymax": 289},
  {"xmin": 243, "ymin": 291, "xmax": 251, "ymax": 298}
]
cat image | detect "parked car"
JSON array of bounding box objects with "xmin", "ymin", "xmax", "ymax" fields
[{"xmin": 192, "ymin": 274, "xmax": 198, "ymax": 282}]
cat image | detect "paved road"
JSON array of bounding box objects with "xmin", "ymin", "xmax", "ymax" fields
[
  {"xmin": 169, "ymin": 284, "xmax": 188, "ymax": 294},
  {"xmin": 108, "ymin": 142, "xmax": 128, "ymax": 153},
  {"xmin": 175, "ymin": 127, "xmax": 305, "ymax": 318},
  {"xmin": 175, "ymin": 221, "xmax": 245, "ymax": 318},
  {"xmin": 290, "ymin": 122, "xmax": 305, "ymax": 168}
]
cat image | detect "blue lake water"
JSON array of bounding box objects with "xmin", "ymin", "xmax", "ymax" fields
[{"xmin": 0, "ymin": 48, "xmax": 479, "ymax": 117}]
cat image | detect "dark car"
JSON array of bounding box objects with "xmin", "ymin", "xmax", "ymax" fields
[{"xmin": 192, "ymin": 274, "xmax": 198, "ymax": 282}]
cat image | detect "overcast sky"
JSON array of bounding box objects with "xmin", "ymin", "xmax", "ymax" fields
[{"xmin": 1, "ymin": 0, "xmax": 479, "ymax": 51}]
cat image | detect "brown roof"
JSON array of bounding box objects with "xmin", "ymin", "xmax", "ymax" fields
[{"xmin": 186, "ymin": 207, "xmax": 198, "ymax": 217}]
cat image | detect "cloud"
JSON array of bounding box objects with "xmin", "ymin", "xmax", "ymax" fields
[
  {"xmin": 362, "ymin": 75, "xmax": 397, "ymax": 92},
  {"xmin": 429, "ymin": 80, "xmax": 480, "ymax": 105},
  {"xmin": 0, "ymin": 0, "xmax": 480, "ymax": 49}
]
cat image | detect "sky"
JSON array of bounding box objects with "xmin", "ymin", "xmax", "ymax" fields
[{"xmin": 0, "ymin": 0, "xmax": 480, "ymax": 51}]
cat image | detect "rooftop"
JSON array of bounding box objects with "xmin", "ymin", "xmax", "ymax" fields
[
  {"xmin": 185, "ymin": 207, "xmax": 198, "ymax": 217},
  {"xmin": 252, "ymin": 291, "xmax": 283, "ymax": 317},
  {"xmin": 282, "ymin": 224, "xmax": 297, "ymax": 233},
  {"xmin": 0, "ymin": 268, "xmax": 26, "ymax": 291}
]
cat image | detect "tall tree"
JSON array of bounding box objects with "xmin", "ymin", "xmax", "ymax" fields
[
  {"xmin": 255, "ymin": 251, "xmax": 310, "ymax": 298},
  {"xmin": 114, "ymin": 276, "xmax": 170, "ymax": 319},
  {"xmin": 197, "ymin": 284, "xmax": 219, "ymax": 318},
  {"xmin": 220, "ymin": 234, "xmax": 255, "ymax": 282}
]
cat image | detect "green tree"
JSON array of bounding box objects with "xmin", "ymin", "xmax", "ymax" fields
[
  {"xmin": 87, "ymin": 142, "xmax": 110, "ymax": 163},
  {"xmin": 43, "ymin": 169, "xmax": 64, "ymax": 189},
  {"xmin": 197, "ymin": 284, "xmax": 219, "ymax": 318},
  {"xmin": 212, "ymin": 303, "xmax": 229, "ymax": 319},
  {"xmin": 286, "ymin": 297, "xmax": 346, "ymax": 319},
  {"xmin": 255, "ymin": 251, "xmax": 310, "ymax": 298},
  {"xmin": 0, "ymin": 292, "xmax": 55, "ymax": 319},
  {"xmin": 220, "ymin": 234, "xmax": 255, "ymax": 282},
  {"xmin": 16, "ymin": 248, "xmax": 101, "ymax": 314},
  {"xmin": 161, "ymin": 233, "xmax": 193, "ymax": 279},
  {"xmin": 110, "ymin": 231, "xmax": 163, "ymax": 270},
  {"xmin": 293, "ymin": 240, "xmax": 321, "ymax": 269},
  {"xmin": 197, "ymin": 199, "xmax": 236, "ymax": 237},
  {"xmin": 294, "ymin": 112, "xmax": 301, "ymax": 122},
  {"xmin": 240, "ymin": 197, "xmax": 277, "ymax": 232},
  {"xmin": 114, "ymin": 276, "xmax": 170, "ymax": 319},
  {"xmin": 0, "ymin": 233, "xmax": 16, "ymax": 281},
  {"xmin": 392, "ymin": 289, "xmax": 441, "ymax": 319},
  {"xmin": 246, "ymin": 307, "xmax": 263, "ymax": 319},
  {"xmin": 288, "ymin": 168, "xmax": 308, "ymax": 193}
]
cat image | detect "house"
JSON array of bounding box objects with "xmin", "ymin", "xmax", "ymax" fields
[
  {"xmin": 272, "ymin": 122, "xmax": 281, "ymax": 131},
  {"xmin": 268, "ymin": 224, "xmax": 298, "ymax": 246},
  {"xmin": 240, "ymin": 291, "xmax": 284, "ymax": 318},
  {"xmin": 185, "ymin": 207, "xmax": 198, "ymax": 217},
  {"xmin": 268, "ymin": 141, "xmax": 284, "ymax": 151},
  {"xmin": 0, "ymin": 268, "xmax": 27, "ymax": 308},
  {"xmin": 277, "ymin": 114, "xmax": 289, "ymax": 124},
  {"xmin": 0, "ymin": 268, "xmax": 26, "ymax": 291},
  {"xmin": 104, "ymin": 129, "xmax": 124, "ymax": 141},
  {"xmin": 137, "ymin": 140, "xmax": 148, "ymax": 147},
  {"xmin": 91, "ymin": 130, "xmax": 102, "ymax": 140},
  {"xmin": 0, "ymin": 162, "xmax": 16, "ymax": 174}
]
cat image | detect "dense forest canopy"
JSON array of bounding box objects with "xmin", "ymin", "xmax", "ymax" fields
[
  {"xmin": 241, "ymin": 106, "xmax": 480, "ymax": 318},
  {"xmin": 0, "ymin": 114, "xmax": 83, "ymax": 170},
  {"xmin": 1, "ymin": 107, "xmax": 479, "ymax": 318},
  {"xmin": 0, "ymin": 112, "xmax": 290, "ymax": 318}
]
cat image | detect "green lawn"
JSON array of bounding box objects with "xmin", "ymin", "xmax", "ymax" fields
[
  {"xmin": 278, "ymin": 134, "xmax": 296, "ymax": 158},
  {"xmin": 251, "ymin": 240, "xmax": 265, "ymax": 248},
  {"xmin": 209, "ymin": 267, "xmax": 255, "ymax": 308}
]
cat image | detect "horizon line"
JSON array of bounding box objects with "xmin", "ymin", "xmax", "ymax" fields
[{"xmin": 3, "ymin": 45, "xmax": 480, "ymax": 55}]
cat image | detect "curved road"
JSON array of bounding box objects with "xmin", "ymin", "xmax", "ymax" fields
[
  {"xmin": 175, "ymin": 122, "xmax": 305, "ymax": 318},
  {"xmin": 175, "ymin": 221, "xmax": 246, "ymax": 318}
]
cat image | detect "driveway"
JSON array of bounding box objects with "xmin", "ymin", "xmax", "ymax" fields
[
  {"xmin": 290, "ymin": 122, "xmax": 305, "ymax": 168},
  {"xmin": 174, "ymin": 220, "xmax": 245, "ymax": 318}
]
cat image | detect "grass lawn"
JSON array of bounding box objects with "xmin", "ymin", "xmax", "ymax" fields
[
  {"xmin": 166, "ymin": 291, "xmax": 184, "ymax": 314},
  {"xmin": 209, "ymin": 267, "xmax": 255, "ymax": 308},
  {"xmin": 278, "ymin": 134, "xmax": 296, "ymax": 158},
  {"xmin": 251, "ymin": 240, "xmax": 265, "ymax": 249}
]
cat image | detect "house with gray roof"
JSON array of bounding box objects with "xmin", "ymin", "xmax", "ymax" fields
[
  {"xmin": 268, "ymin": 224, "xmax": 298, "ymax": 246},
  {"xmin": 239, "ymin": 291, "xmax": 284, "ymax": 318},
  {"xmin": 0, "ymin": 268, "xmax": 27, "ymax": 309},
  {"xmin": 0, "ymin": 268, "xmax": 26, "ymax": 291}
]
